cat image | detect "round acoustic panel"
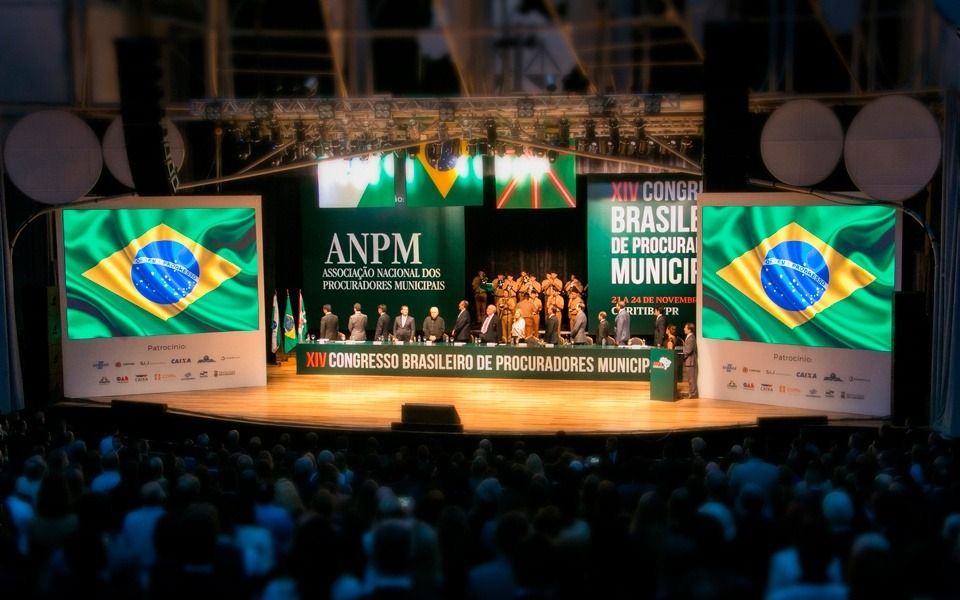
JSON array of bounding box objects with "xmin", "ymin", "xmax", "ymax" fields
[
  {"xmin": 3, "ymin": 110, "xmax": 102, "ymax": 205},
  {"xmin": 102, "ymin": 116, "xmax": 186, "ymax": 188},
  {"xmin": 844, "ymin": 95, "xmax": 941, "ymax": 202},
  {"xmin": 760, "ymin": 99, "xmax": 844, "ymax": 187}
]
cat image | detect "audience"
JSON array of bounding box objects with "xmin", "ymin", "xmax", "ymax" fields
[{"xmin": 0, "ymin": 410, "xmax": 957, "ymax": 599}]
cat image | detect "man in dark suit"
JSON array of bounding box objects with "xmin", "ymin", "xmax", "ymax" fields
[
  {"xmin": 597, "ymin": 311, "xmax": 612, "ymax": 345},
  {"xmin": 319, "ymin": 304, "xmax": 339, "ymax": 340},
  {"xmin": 654, "ymin": 306, "xmax": 667, "ymax": 347},
  {"xmin": 571, "ymin": 302, "xmax": 588, "ymax": 344},
  {"xmin": 393, "ymin": 305, "xmax": 415, "ymax": 341},
  {"xmin": 683, "ymin": 322, "xmax": 698, "ymax": 398},
  {"xmin": 544, "ymin": 305, "xmax": 561, "ymax": 344},
  {"xmin": 452, "ymin": 300, "xmax": 472, "ymax": 342},
  {"xmin": 615, "ymin": 300, "xmax": 630, "ymax": 346},
  {"xmin": 478, "ymin": 304, "xmax": 500, "ymax": 344},
  {"xmin": 347, "ymin": 303, "xmax": 367, "ymax": 341},
  {"xmin": 374, "ymin": 304, "xmax": 391, "ymax": 340}
]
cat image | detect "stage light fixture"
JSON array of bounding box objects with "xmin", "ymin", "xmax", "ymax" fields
[
  {"xmin": 317, "ymin": 102, "xmax": 335, "ymax": 121},
  {"xmin": 680, "ymin": 136, "xmax": 693, "ymax": 155},
  {"xmin": 252, "ymin": 100, "xmax": 273, "ymax": 121},
  {"xmin": 517, "ymin": 98, "xmax": 535, "ymax": 118},
  {"xmin": 547, "ymin": 149, "xmax": 558, "ymax": 163},
  {"xmin": 608, "ymin": 117, "xmax": 621, "ymax": 155},
  {"xmin": 485, "ymin": 118, "xmax": 498, "ymax": 146},
  {"xmin": 558, "ymin": 118, "xmax": 570, "ymax": 147},
  {"xmin": 588, "ymin": 96, "xmax": 606, "ymax": 116},
  {"xmin": 373, "ymin": 101, "xmax": 392, "ymax": 120}
]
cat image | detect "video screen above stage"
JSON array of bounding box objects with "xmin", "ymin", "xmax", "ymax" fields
[{"xmin": 701, "ymin": 204, "xmax": 896, "ymax": 352}]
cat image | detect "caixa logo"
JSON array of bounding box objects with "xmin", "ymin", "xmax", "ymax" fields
[
  {"xmin": 796, "ymin": 372, "xmax": 818, "ymax": 379},
  {"xmin": 171, "ymin": 357, "xmax": 192, "ymax": 364}
]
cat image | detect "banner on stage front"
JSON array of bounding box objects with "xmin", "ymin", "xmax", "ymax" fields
[
  {"xmin": 586, "ymin": 175, "xmax": 700, "ymax": 337},
  {"xmin": 302, "ymin": 204, "xmax": 466, "ymax": 327}
]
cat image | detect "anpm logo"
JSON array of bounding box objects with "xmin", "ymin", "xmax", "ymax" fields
[
  {"xmin": 652, "ymin": 356, "xmax": 673, "ymax": 370},
  {"xmin": 99, "ymin": 376, "xmax": 110, "ymax": 385},
  {"xmin": 116, "ymin": 376, "xmax": 129, "ymax": 383},
  {"xmin": 727, "ymin": 380, "xmax": 738, "ymax": 389},
  {"xmin": 171, "ymin": 357, "xmax": 192, "ymax": 364},
  {"xmin": 305, "ymin": 352, "xmax": 327, "ymax": 368},
  {"xmin": 742, "ymin": 382, "xmax": 756, "ymax": 391},
  {"xmin": 93, "ymin": 360, "xmax": 109, "ymax": 370},
  {"xmin": 796, "ymin": 372, "xmax": 818, "ymax": 379},
  {"xmin": 722, "ymin": 363, "xmax": 736, "ymax": 373},
  {"xmin": 325, "ymin": 232, "xmax": 423, "ymax": 265},
  {"xmin": 823, "ymin": 372, "xmax": 843, "ymax": 382},
  {"xmin": 197, "ymin": 355, "xmax": 216, "ymax": 363}
]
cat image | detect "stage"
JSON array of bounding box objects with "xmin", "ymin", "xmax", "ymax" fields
[{"xmin": 65, "ymin": 361, "xmax": 875, "ymax": 434}]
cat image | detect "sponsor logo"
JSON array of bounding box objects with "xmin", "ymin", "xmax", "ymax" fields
[
  {"xmin": 796, "ymin": 372, "xmax": 818, "ymax": 379},
  {"xmin": 778, "ymin": 384, "xmax": 801, "ymax": 394},
  {"xmin": 182, "ymin": 372, "xmax": 195, "ymax": 381},
  {"xmin": 840, "ymin": 391, "xmax": 865, "ymax": 400},
  {"xmin": 652, "ymin": 357, "xmax": 673, "ymax": 370},
  {"xmin": 199, "ymin": 370, "xmax": 209, "ymax": 378},
  {"xmin": 727, "ymin": 380, "xmax": 738, "ymax": 389},
  {"xmin": 197, "ymin": 355, "xmax": 216, "ymax": 363},
  {"xmin": 135, "ymin": 374, "xmax": 149, "ymax": 382},
  {"xmin": 823, "ymin": 372, "xmax": 842, "ymax": 382},
  {"xmin": 722, "ymin": 363, "xmax": 736, "ymax": 373},
  {"xmin": 154, "ymin": 373, "xmax": 176, "ymax": 381},
  {"xmin": 114, "ymin": 361, "xmax": 134, "ymax": 368},
  {"xmin": 99, "ymin": 376, "xmax": 110, "ymax": 385},
  {"xmin": 742, "ymin": 382, "xmax": 755, "ymax": 391},
  {"xmin": 220, "ymin": 355, "xmax": 241, "ymax": 361},
  {"xmin": 742, "ymin": 366, "xmax": 760, "ymax": 373},
  {"xmin": 849, "ymin": 376, "xmax": 871, "ymax": 383},
  {"xmin": 140, "ymin": 360, "xmax": 165, "ymax": 366},
  {"xmin": 115, "ymin": 375, "xmax": 129, "ymax": 383},
  {"xmin": 824, "ymin": 390, "xmax": 835, "ymax": 398},
  {"xmin": 213, "ymin": 370, "xmax": 236, "ymax": 377},
  {"xmin": 93, "ymin": 360, "xmax": 109, "ymax": 370},
  {"xmin": 765, "ymin": 369, "xmax": 791, "ymax": 377},
  {"xmin": 171, "ymin": 357, "xmax": 192, "ymax": 364},
  {"xmin": 806, "ymin": 388, "xmax": 821, "ymax": 398},
  {"xmin": 760, "ymin": 383, "xmax": 774, "ymax": 392}
]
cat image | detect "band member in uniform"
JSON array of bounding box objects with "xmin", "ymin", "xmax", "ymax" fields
[
  {"xmin": 471, "ymin": 270, "xmax": 489, "ymax": 323},
  {"xmin": 564, "ymin": 274, "xmax": 584, "ymax": 329},
  {"xmin": 517, "ymin": 290, "xmax": 535, "ymax": 338},
  {"xmin": 541, "ymin": 272, "xmax": 563, "ymax": 298},
  {"xmin": 498, "ymin": 274, "xmax": 518, "ymax": 344},
  {"xmin": 543, "ymin": 276, "xmax": 565, "ymax": 328},
  {"xmin": 529, "ymin": 289, "xmax": 543, "ymax": 338}
]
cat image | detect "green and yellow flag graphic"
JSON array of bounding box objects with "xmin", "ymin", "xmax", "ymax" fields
[
  {"xmin": 406, "ymin": 140, "xmax": 484, "ymax": 207},
  {"xmin": 63, "ymin": 208, "xmax": 259, "ymax": 339},
  {"xmin": 702, "ymin": 205, "xmax": 895, "ymax": 351}
]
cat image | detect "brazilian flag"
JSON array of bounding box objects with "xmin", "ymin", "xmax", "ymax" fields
[
  {"xmin": 494, "ymin": 153, "xmax": 576, "ymax": 209},
  {"xmin": 317, "ymin": 156, "xmax": 396, "ymax": 208},
  {"xmin": 63, "ymin": 208, "xmax": 259, "ymax": 339},
  {"xmin": 701, "ymin": 205, "xmax": 896, "ymax": 352},
  {"xmin": 283, "ymin": 292, "xmax": 297, "ymax": 352},
  {"xmin": 406, "ymin": 141, "xmax": 484, "ymax": 207}
]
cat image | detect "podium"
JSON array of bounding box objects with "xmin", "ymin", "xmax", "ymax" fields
[{"xmin": 650, "ymin": 348, "xmax": 678, "ymax": 401}]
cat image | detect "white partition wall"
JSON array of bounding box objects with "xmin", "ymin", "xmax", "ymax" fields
[{"xmin": 58, "ymin": 196, "xmax": 266, "ymax": 397}]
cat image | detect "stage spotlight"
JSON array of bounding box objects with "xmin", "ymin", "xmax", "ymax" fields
[
  {"xmin": 680, "ymin": 136, "xmax": 693, "ymax": 155},
  {"xmin": 485, "ymin": 118, "xmax": 498, "ymax": 146},
  {"xmin": 558, "ymin": 118, "xmax": 570, "ymax": 147},
  {"xmin": 373, "ymin": 101, "xmax": 392, "ymax": 120},
  {"xmin": 318, "ymin": 102, "xmax": 335, "ymax": 120},
  {"xmin": 588, "ymin": 96, "xmax": 605, "ymax": 116},
  {"xmin": 439, "ymin": 102, "xmax": 455, "ymax": 122},
  {"xmin": 547, "ymin": 149, "xmax": 558, "ymax": 163},
  {"xmin": 608, "ymin": 117, "xmax": 621, "ymax": 155},
  {"xmin": 517, "ymin": 98, "xmax": 535, "ymax": 118}
]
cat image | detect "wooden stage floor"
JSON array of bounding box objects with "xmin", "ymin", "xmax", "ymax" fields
[{"xmin": 88, "ymin": 361, "xmax": 871, "ymax": 435}]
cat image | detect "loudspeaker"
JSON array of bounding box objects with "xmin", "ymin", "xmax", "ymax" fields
[
  {"xmin": 115, "ymin": 37, "xmax": 176, "ymax": 196},
  {"xmin": 703, "ymin": 22, "xmax": 750, "ymax": 192},
  {"xmin": 110, "ymin": 399, "xmax": 168, "ymax": 420},
  {"xmin": 392, "ymin": 403, "xmax": 463, "ymax": 433},
  {"xmin": 756, "ymin": 415, "xmax": 828, "ymax": 428},
  {"xmin": 892, "ymin": 291, "xmax": 930, "ymax": 424}
]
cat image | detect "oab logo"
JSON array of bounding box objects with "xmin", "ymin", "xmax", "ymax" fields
[{"xmin": 796, "ymin": 372, "xmax": 818, "ymax": 379}]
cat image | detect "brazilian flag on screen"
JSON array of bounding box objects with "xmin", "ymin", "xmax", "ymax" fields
[
  {"xmin": 63, "ymin": 208, "xmax": 259, "ymax": 339},
  {"xmin": 701, "ymin": 205, "xmax": 895, "ymax": 352},
  {"xmin": 406, "ymin": 141, "xmax": 484, "ymax": 207}
]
